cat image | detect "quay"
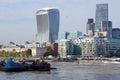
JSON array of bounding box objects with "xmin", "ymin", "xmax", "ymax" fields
[{"xmin": 75, "ymin": 58, "xmax": 120, "ymax": 64}]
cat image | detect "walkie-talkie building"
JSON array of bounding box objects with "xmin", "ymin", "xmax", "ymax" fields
[
  {"xmin": 36, "ymin": 8, "xmax": 59, "ymax": 43},
  {"xmin": 95, "ymin": 3, "xmax": 108, "ymax": 31}
]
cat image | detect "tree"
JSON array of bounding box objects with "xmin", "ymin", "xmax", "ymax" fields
[
  {"xmin": 43, "ymin": 47, "xmax": 52, "ymax": 57},
  {"xmin": 26, "ymin": 49, "xmax": 32, "ymax": 57},
  {"xmin": 0, "ymin": 49, "xmax": 32, "ymax": 57},
  {"xmin": 116, "ymin": 48, "xmax": 120, "ymax": 53},
  {"xmin": 114, "ymin": 48, "xmax": 120, "ymax": 57}
]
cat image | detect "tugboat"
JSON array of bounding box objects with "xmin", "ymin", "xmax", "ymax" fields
[
  {"xmin": 30, "ymin": 59, "xmax": 51, "ymax": 71},
  {"xmin": 22, "ymin": 58, "xmax": 51, "ymax": 71},
  {"xmin": 0, "ymin": 58, "xmax": 26, "ymax": 72},
  {"xmin": 0, "ymin": 57, "xmax": 51, "ymax": 72}
]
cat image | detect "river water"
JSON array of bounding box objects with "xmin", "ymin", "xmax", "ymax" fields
[{"xmin": 0, "ymin": 62, "xmax": 120, "ymax": 80}]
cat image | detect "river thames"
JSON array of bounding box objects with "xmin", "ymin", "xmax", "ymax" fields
[{"xmin": 0, "ymin": 62, "xmax": 120, "ymax": 80}]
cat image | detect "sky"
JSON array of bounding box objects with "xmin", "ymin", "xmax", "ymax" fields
[{"xmin": 0, "ymin": 0, "xmax": 120, "ymax": 44}]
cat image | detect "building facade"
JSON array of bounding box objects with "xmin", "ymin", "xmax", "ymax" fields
[
  {"xmin": 95, "ymin": 3, "xmax": 108, "ymax": 31},
  {"xmin": 86, "ymin": 18, "xmax": 95, "ymax": 37},
  {"xmin": 58, "ymin": 31, "xmax": 82, "ymax": 40},
  {"xmin": 58, "ymin": 39, "xmax": 73, "ymax": 58},
  {"xmin": 112, "ymin": 28, "xmax": 120, "ymax": 39},
  {"xmin": 49, "ymin": 43, "xmax": 58, "ymax": 56},
  {"xmin": 106, "ymin": 38, "xmax": 120, "ymax": 53},
  {"xmin": 24, "ymin": 42, "xmax": 47, "ymax": 57},
  {"xmin": 74, "ymin": 37, "xmax": 106, "ymax": 58},
  {"xmin": 0, "ymin": 43, "xmax": 24, "ymax": 52},
  {"xmin": 0, "ymin": 42, "xmax": 48, "ymax": 57},
  {"xmin": 36, "ymin": 8, "xmax": 59, "ymax": 43},
  {"xmin": 101, "ymin": 21, "xmax": 112, "ymax": 38}
]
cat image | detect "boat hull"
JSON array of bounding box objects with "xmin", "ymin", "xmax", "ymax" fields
[
  {"xmin": 0, "ymin": 63, "xmax": 51, "ymax": 72},
  {"xmin": 30, "ymin": 64, "xmax": 51, "ymax": 71},
  {"xmin": 0, "ymin": 67, "xmax": 26, "ymax": 72}
]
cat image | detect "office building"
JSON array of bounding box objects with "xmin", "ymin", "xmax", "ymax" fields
[
  {"xmin": 107, "ymin": 21, "xmax": 112, "ymax": 38},
  {"xmin": 95, "ymin": 3, "xmax": 108, "ymax": 31},
  {"xmin": 112, "ymin": 28, "xmax": 120, "ymax": 39},
  {"xmin": 36, "ymin": 8, "xmax": 59, "ymax": 43},
  {"xmin": 100, "ymin": 21, "xmax": 112, "ymax": 38},
  {"xmin": 86, "ymin": 18, "xmax": 95, "ymax": 37},
  {"xmin": 58, "ymin": 31, "xmax": 82, "ymax": 40},
  {"xmin": 106, "ymin": 38, "xmax": 120, "ymax": 52}
]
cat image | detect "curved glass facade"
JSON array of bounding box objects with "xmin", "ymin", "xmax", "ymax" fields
[{"xmin": 36, "ymin": 8, "xmax": 59, "ymax": 43}]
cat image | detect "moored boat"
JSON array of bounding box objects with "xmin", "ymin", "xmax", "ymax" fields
[
  {"xmin": 30, "ymin": 62, "xmax": 50, "ymax": 71},
  {"xmin": 0, "ymin": 58, "xmax": 51, "ymax": 72},
  {"xmin": 0, "ymin": 58, "xmax": 26, "ymax": 72},
  {"xmin": 22, "ymin": 59, "xmax": 51, "ymax": 71}
]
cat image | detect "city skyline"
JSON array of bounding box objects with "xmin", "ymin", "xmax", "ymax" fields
[{"xmin": 0, "ymin": 0, "xmax": 120, "ymax": 44}]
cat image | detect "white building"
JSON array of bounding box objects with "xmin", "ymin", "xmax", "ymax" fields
[
  {"xmin": 24, "ymin": 42, "xmax": 47, "ymax": 57},
  {"xmin": 0, "ymin": 42, "xmax": 47, "ymax": 57},
  {"xmin": 31, "ymin": 47, "xmax": 47, "ymax": 57},
  {"xmin": 74, "ymin": 36, "xmax": 106, "ymax": 58},
  {"xmin": 58, "ymin": 39, "xmax": 73, "ymax": 58},
  {"xmin": 0, "ymin": 43, "xmax": 24, "ymax": 52}
]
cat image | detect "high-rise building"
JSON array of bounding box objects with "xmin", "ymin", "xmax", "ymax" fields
[
  {"xmin": 112, "ymin": 28, "xmax": 120, "ymax": 39},
  {"xmin": 100, "ymin": 21, "xmax": 112, "ymax": 38},
  {"xmin": 36, "ymin": 8, "xmax": 59, "ymax": 43},
  {"xmin": 86, "ymin": 18, "xmax": 95, "ymax": 37},
  {"xmin": 58, "ymin": 31, "xmax": 82, "ymax": 40},
  {"xmin": 101, "ymin": 21, "xmax": 108, "ymax": 31},
  {"xmin": 95, "ymin": 3, "xmax": 108, "ymax": 31}
]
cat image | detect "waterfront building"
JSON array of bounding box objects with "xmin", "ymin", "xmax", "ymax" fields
[
  {"xmin": 31, "ymin": 47, "xmax": 47, "ymax": 57},
  {"xmin": 86, "ymin": 18, "xmax": 95, "ymax": 37},
  {"xmin": 106, "ymin": 38, "xmax": 120, "ymax": 53},
  {"xmin": 49, "ymin": 43, "xmax": 58, "ymax": 56},
  {"xmin": 95, "ymin": 3, "xmax": 108, "ymax": 31},
  {"xmin": 0, "ymin": 42, "xmax": 24, "ymax": 52},
  {"xmin": 0, "ymin": 42, "xmax": 47, "ymax": 57},
  {"xmin": 73, "ymin": 36, "xmax": 106, "ymax": 58},
  {"xmin": 58, "ymin": 39, "xmax": 73, "ymax": 59},
  {"xmin": 36, "ymin": 8, "xmax": 59, "ymax": 43},
  {"xmin": 24, "ymin": 42, "xmax": 47, "ymax": 57},
  {"xmin": 24, "ymin": 42, "xmax": 45, "ymax": 48},
  {"xmin": 58, "ymin": 31, "xmax": 82, "ymax": 40},
  {"xmin": 112, "ymin": 28, "xmax": 120, "ymax": 39}
]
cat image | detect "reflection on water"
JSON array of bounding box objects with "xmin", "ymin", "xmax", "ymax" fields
[{"xmin": 0, "ymin": 62, "xmax": 120, "ymax": 80}]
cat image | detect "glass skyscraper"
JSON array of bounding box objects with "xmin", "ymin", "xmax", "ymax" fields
[
  {"xmin": 86, "ymin": 18, "xmax": 95, "ymax": 37},
  {"xmin": 36, "ymin": 8, "xmax": 59, "ymax": 43},
  {"xmin": 95, "ymin": 3, "xmax": 108, "ymax": 31},
  {"xmin": 58, "ymin": 31, "xmax": 82, "ymax": 40}
]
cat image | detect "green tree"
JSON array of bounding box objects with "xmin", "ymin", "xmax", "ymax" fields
[
  {"xmin": 116, "ymin": 48, "xmax": 120, "ymax": 53},
  {"xmin": 26, "ymin": 49, "xmax": 32, "ymax": 56},
  {"xmin": 114, "ymin": 48, "xmax": 120, "ymax": 57},
  {"xmin": 43, "ymin": 47, "xmax": 52, "ymax": 57}
]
